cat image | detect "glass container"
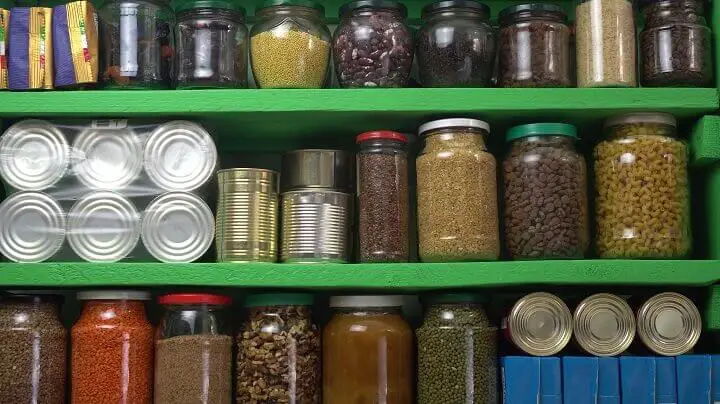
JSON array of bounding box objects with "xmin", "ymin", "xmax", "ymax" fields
[
  {"xmin": 333, "ymin": 0, "xmax": 413, "ymax": 88},
  {"xmin": 594, "ymin": 113, "xmax": 690, "ymax": 258},
  {"xmin": 503, "ymin": 123, "xmax": 588, "ymax": 259},
  {"xmin": 155, "ymin": 293, "xmax": 233, "ymax": 404}
]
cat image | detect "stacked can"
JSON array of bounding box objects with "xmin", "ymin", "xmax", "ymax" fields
[
  {"xmin": 573, "ymin": 293, "xmax": 636, "ymax": 356},
  {"xmin": 636, "ymin": 292, "xmax": 702, "ymax": 356},
  {"xmin": 503, "ymin": 292, "xmax": 573, "ymax": 356},
  {"xmin": 216, "ymin": 168, "xmax": 279, "ymax": 262}
]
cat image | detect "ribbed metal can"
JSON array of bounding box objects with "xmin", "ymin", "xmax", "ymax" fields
[
  {"xmin": 573, "ymin": 293, "xmax": 635, "ymax": 356},
  {"xmin": 280, "ymin": 189, "xmax": 353, "ymax": 263},
  {"xmin": 636, "ymin": 292, "xmax": 701, "ymax": 356},
  {"xmin": 281, "ymin": 149, "xmax": 354, "ymax": 192},
  {"xmin": 502, "ymin": 292, "xmax": 573, "ymax": 356},
  {"xmin": 216, "ymin": 168, "xmax": 279, "ymax": 262},
  {"xmin": 0, "ymin": 191, "xmax": 66, "ymax": 262},
  {"xmin": 72, "ymin": 127, "xmax": 144, "ymax": 190}
]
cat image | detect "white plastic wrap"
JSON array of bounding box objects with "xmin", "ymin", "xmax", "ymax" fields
[{"xmin": 0, "ymin": 119, "xmax": 218, "ymax": 263}]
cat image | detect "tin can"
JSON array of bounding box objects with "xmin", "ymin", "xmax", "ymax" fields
[
  {"xmin": 281, "ymin": 149, "xmax": 354, "ymax": 192},
  {"xmin": 72, "ymin": 127, "xmax": 144, "ymax": 190},
  {"xmin": 143, "ymin": 121, "xmax": 218, "ymax": 192},
  {"xmin": 573, "ymin": 293, "xmax": 635, "ymax": 356},
  {"xmin": 216, "ymin": 168, "xmax": 279, "ymax": 262},
  {"xmin": 503, "ymin": 292, "xmax": 573, "ymax": 356},
  {"xmin": 0, "ymin": 191, "xmax": 66, "ymax": 262},
  {"xmin": 0, "ymin": 120, "xmax": 69, "ymax": 191},
  {"xmin": 636, "ymin": 292, "xmax": 701, "ymax": 356},
  {"xmin": 141, "ymin": 192, "xmax": 214, "ymax": 263},
  {"xmin": 67, "ymin": 191, "xmax": 141, "ymax": 262},
  {"xmin": 280, "ymin": 189, "xmax": 353, "ymax": 263}
]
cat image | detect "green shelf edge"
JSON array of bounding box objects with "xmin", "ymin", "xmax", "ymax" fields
[
  {"xmin": 691, "ymin": 115, "xmax": 720, "ymax": 166},
  {"xmin": 707, "ymin": 285, "xmax": 720, "ymax": 331}
]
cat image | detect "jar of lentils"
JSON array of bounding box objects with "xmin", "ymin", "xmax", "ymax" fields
[
  {"xmin": 640, "ymin": 0, "xmax": 712, "ymax": 87},
  {"xmin": 416, "ymin": 118, "xmax": 500, "ymax": 262},
  {"xmin": 175, "ymin": 0, "xmax": 248, "ymax": 89},
  {"xmin": 594, "ymin": 113, "xmax": 690, "ymax": 258},
  {"xmin": 250, "ymin": 0, "xmax": 330, "ymax": 88},
  {"xmin": 333, "ymin": 0, "xmax": 413, "ymax": 88},
  {"xmin": 503, "ymin": 123, "xmax": 588, "ymax": 259},
  {"xmin": 498, "ymin": 3, "xmax": 571, "ymax": 88}
]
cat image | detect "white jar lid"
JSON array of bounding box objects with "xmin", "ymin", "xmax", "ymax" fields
[
  {"xmin": 418, "ymin": 118, "xmax": 490, "ymax": 136},
  {"xmin": 77, "ymin": 290, "xmax": 151, "ymax": 301}
]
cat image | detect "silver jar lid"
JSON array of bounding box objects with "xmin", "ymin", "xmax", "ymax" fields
[
  {"xmin": 506, "ymin": 292, "xmax": 573, "ymax": 356},
  {"xmin": 330, "ymin": 295, "xmax": 407, "ymax": 308},
  {"xmin": 281, "ymin": 149, "xmax": 354, "ymax": 192},
  {"xmin": 573, "ymin": 293, "xmax": 636, "ymax": 356},
  {"xmin": 604, "ymin": 112, "xmax": 677, "ymax": 129},
  {"xmin": 77, "ymin": 290, "xmax": 151, "ymax": 301},
  {"xmin": 0, "ymin": 191, "xmax": 66, "ymax": 263},
  {"xmin": 72, "ymin": 127, "xmax": 144, "ymax": 190},
  {"xmin": 418, "ymin": 118, "xmax": 490, "ymax": 136},
  {"xmin": 636, "ymin": 292, "xmax": 701, "ymax": 356}
]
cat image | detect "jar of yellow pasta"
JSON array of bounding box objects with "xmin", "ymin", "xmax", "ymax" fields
[{"xmin": 594, "ymin": 113, "xmax": 690, "ymax": 258}]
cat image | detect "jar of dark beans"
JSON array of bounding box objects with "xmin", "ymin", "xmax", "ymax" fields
[
  {"xmin": 357, "ymin": 130, "xmax": 409, "ymax": 262},
  {"xmin": 100, "ymin": 0, "xmax": 174, "ymax": 88},
  {"xmin": 498, "ymin": 3, "xmax": 571, "ymax": 87},
  {"xmin": 417, "ymin": 0, "xmax": 496, "ymax": 87},
  {"xmin": 175, "ymin": 0, "xmax": 248, "ymax": 89},
  {"xmin": 333, "ymin": 0, "xmax": 413, "ymax": 88},
  {"xmin": 640, "ymin": 0, "xmax": 712, "ymax": 87},
  {"xmin": 503, "ymin": 123, "xmax": 588, "ymax": 259}
]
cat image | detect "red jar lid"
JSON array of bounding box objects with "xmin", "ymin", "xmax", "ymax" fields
[
  {"xmin": 356, "ymin": 130, "xmax": 408, "ymax": 144},
  {"xmin": 158, "ymin": 293, "xmax": 232, "ymax": 306}
]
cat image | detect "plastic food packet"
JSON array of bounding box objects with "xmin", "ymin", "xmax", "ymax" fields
[
  {"xmin": 0, "ymin": 5, "xmax": 9, "ymax": 89},
  {"xmin": 53, "ymin": 1, "xmax": 98, "ymax": 87},
  {"xmin": 8, "ymin": 6, "xmax": 53, "ymax": 90}
]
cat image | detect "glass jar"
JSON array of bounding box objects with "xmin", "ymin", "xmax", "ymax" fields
[
  {"xmin": 100, "ymin": 0, "xmax": 174, "ymax": 88},
  {"xmin": 594, "ymin": 113, "xmax": 690, "ymax": 258},
  {"xmin": 250, "ymin": 0, "xmax": 330, "ymax": 88},
  {"xmin": 498, "ymin": 3, "xmax": 571, "ymax": 88},
  {"xmin": 417, "ymin": 0, "xmax": 495, "ymax": 87},
  {"xmin": 323, "ymin": 295, "xmax": 413, "ymax": 404},
  {"xmin": 640, "ymin": 0, "xmax": 712, "ymax": 87},
  {"xmin": 575, "ymin": 0, "xmax": 636, "ymax": 87},
  {"xmin": 503, "ymin": 123, "xmax": 588, "ymax": 259},
  {"xmin": 356, "ymin": 130, "xmax": 409, "ymax": 262},
  {"xmin": 155, "ymin": 293, "xmax": 233, "ymax": 404},
  {"xmin": 416, "ymin": 118, "xmax": 499, "ymax": 262},
  {"xmin": 71, "ymin": 291, "xmax": 154, "ymax": 404},
  {"xmin": 237, "ymin": 294, "xmax": 320, "ymax": 403},
  {"xmin": 333, "ymin": 0, "xmax": 413, "ymax": 88},
  {"xmin": 0, "ymin": 293, "xmax": 66, "ymax": 404},
  {"xmin": 175, "ymin": 0, "xmax": 248, "ymax": 89},
  {"xmin": 417, "ymin": 294, "xmax": 498, "ymax": 404}
]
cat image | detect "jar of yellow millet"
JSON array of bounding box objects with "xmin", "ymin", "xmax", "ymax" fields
[{"xmin": 594, "ymin": 112, "xmax": 691, "ymax": 258}]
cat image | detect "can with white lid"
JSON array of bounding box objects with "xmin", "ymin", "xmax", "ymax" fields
[
  {"xmin": 71, "ymin": 126, "xmax": 144, "ymax": 190},
  {"xmin": 636, "ymin": 292, "xmax": 701, "ymax": 356},
  {"xmin": 0, "ymin": 191, "xmax": 66, "ymax": 262},
  {"xmin": 502, "ymin": 292, "xmax": 573, "ymax": 356}
]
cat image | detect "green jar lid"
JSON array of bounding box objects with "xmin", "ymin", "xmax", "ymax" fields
[
  {"xmin": 256, "ymin": 0, "xmax": 324, "ymax": 13},
  {"xmin": 506, "ymin": 123, "xmax": 578, "ymax": 142},
  {"xmin": 244, "ymin": 293, "xmax": 314, "ymax": 307},
  {"xmin": 176, "ymin": 0, "xmax": 245, "ymax": 13},
  {"xmin": 498, "ymin": 3, "xmax": 566, "ymax": 20},
  {"xmin": 425, "ymin": 293, "xmax": 484, "ymax": 305},
  {"xmin": 0, "ymin": 0, "xmax": 14, "ymax": 8}
]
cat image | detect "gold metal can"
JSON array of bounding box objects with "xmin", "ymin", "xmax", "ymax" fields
[
  {"xmin": 503, "ymin": 292, "xmax": 573, "ymax": 356},
  {"xmin": 573, "ymin": 293, "xmax": 635, "ymax": 356},
  {"xmin": 636, "ymin": 292, "xmax": 701, "ymax": 356}
]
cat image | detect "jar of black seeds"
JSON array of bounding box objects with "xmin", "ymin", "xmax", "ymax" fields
[
  {"xmin": 640, "ymin": 0, "xmax": 712, "ymax": 87},
  {"xmin": 175, "ymin": 0, "xmax": 248, "ymax": 89},
  {"xmin": 356, "ymin": 130, "xmax": 410, "ymax": 262},
  {"xmin": 417, "ymin": 293, "xmax": 498, "ymax": 404}
]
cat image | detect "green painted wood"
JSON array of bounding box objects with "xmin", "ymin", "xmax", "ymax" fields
[
  {"xmin": 706, "ymin": 170, "xmax": 720, "ymax": 259},
  {"xmin": 691, "ymin": 115, "xmax": 720, "ymax": 166},
  {"xmin": 706, "ymin": 285, "xmax": 720, "ymax": 331}
]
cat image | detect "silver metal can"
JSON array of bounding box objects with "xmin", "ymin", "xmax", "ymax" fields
[
  {"xmin": 636, "ymin": 292, "xmax": 702, "ymax": 356},
  {"xmin": 72, "ymin": 127, "xmax": 144, "ymax": 190},
  {"xmin": 573, "ymin": 293, "xmax": 635, "ymax": 356},
  {"xmin": 0, "ymin": 191, "xmax": 66, "ymax": 262},
  {"xmin": 0, "ymin": 120, "xmax": 70, "ymax": 191},
  {"xmin": 142, "ymin": 192, "xmax": 214, "ymax": 263},
  {"xmin": 281, "ymin": 149, "xmax": 354, "ymax": 192},
  {"xmin": 216, "ymin": 168, "xmax": 279, "ymax": 262},
  {"xmin": 503, "ymin": 292, "xmax": 573, "ymax": 356},
  {"xmin": 280, "ymin": 189, "xmax": 353, "ymax": 263},
  {"xmin": 67, "ymin": 191, "xmax": 141, "ymax": 262},
  {"xmin": 144, "ymin": 121, "xmax": 218, "ymax": 192}
]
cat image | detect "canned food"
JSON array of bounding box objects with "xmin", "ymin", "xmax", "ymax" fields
[
  {"xmin": 573, "ymin": 293, "xmax": 635, "ymax": 356},
  {"xmin": 0, "ymin": 120, "xmax": 70, "ymax": 191},
  {"xmin": 281, "ymin": 149, "xmax": 354, "ymax": 192},
  {"xmin": 636, "ymin": 292, "xmax": 701, "ymax": 356},
  {"xmin": 281, "ymin": 189, "xmax": 352, "ymax": 263},
  {"xmin": 141, "ymin": 192, "xmax": 214, "ymax": 263},
  {"xmin": 72, "ymin": 127, "xmax": 144, "ymax": 190},
  {"xmin": 504, "ymin": 292, "xmax": 573, "ymax": 356},
  {"xmin": 0, "ymin": 192, "xmax": 66, "ymax": 262},
  {"xmin": 67, "ymin": 191, "xmax": 141, "ymax": 262},
  {"xmin": 144, "ymin": 121, "xmax": 218, "ymax": 192}
]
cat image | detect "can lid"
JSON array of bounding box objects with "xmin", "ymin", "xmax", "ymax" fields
[
  {"xmin": 418, "ymin": 118, "xmax": 490, "ymax": 136},
  {"xmin": 0, "ymin": 192, "xmax": 66, "ymax": 263},
  {"xmin": 356, "ymin": 130, "xmax": 408, "ymax": 144},
  {"xmin": 159, "ymin": 293, "xmax": 232, "ymax": 305},
  {"xmin": 330, "ymin": 295, "xmax": 406, "ymax": 308},
  {"xmin": 72, "ymin": 127, "xmax": 143, "ymax": 190},
  {"xmin": 339, "ymin": 0, "xmax": 406, "ymax": 16},
  {"xmin": 257, "ymin": 0, "xmax": 324, "ymax": 13},
  {"xmin": 175, "ymin": 0, "xmax": 245, "ymax": 13},
  {"xmin": 507, "ymin": 292, "xmax": 573, "ymax": 356},
  {"xmin": 422, "ymin": 0, "xmax": 489, "ymax": 18},
  {"xmin": 506, "ymin": 123, "xmax": 578, "ymax": 142},
  {"xmin": 498, "ymin": 3, "xmax": 566, "ymax": 20},
  {"xmin": 636, "ymin": 292, "xmax": 701, "ymax": 356},
  {"xmin": 244, "ymin": 293, "xmax": 314, "ymax": 307},
  {"xmin": 77, "ymin": 290, "xmax": 151, "ymax": 301},
  {"xmin": 604, "ymin": 112, "xmax": 677, "ymax": 129},
  {"xmin": 573, "ymin": 293, "xmax": 636, "ymax": 356},
  {"xmin": 425, "ymin": 293, "xmax": 484, "ymax": 305}
]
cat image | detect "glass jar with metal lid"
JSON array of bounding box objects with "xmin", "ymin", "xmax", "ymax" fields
[
  {"xmin": 498, "ymin": 3, "xmax": 570, "ymax": 87},
  {"xmin": 636, "ymin": 292, "xmax": 701, "ymax": 356},
  {"xmin": 175, "ymin": 0, "xmax": 248, "ymax": 89},
  {"xmin": 503, "ymin": 123, "xmax": 588, "ymax": 259},
  {"xmin": 503, "ymin": 292, "xmax": 573, "ymax": 356},
  {"xmin": 251, "ymin": 0, "xmax": 330, "ymax": 88},
  {"xmin": 417, "ymin": 293, "xmax": 498, "ymax": 404},
  {"xmin": 573, "ymin": 293, "xmax": 635, "ymax": 356},
  {"xmin": 417, "ymin": 0, "xmax": 496, "ymax": 87},
  {"xmin": 333, "ymin": 0, "xmax": 413, "ymax": 88},
  {"xmin": 155, "ymin": 293, "xmax": 233, "ymax": 404},
  {"xmin": 416, "ymin": 118, "xmax": 499, "ymax": 262},
  {"xmin": 594, "ymin": 113, "xmax": 690, "ymax": 258},
  {"xmin": 99, "ymin": 0, "xmax": 174, "ymax": 88}
]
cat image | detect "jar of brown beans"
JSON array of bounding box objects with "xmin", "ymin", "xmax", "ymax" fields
[{"xmin": 594, "ymin": 113, "xmax": 691, "ymax": 258}]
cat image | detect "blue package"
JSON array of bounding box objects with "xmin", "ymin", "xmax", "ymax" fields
[
  {"xmin": 563, "ymin": 357, "xmax": 596, "ymax": 404},
  {"xmin": 502, "ymin": 356, "xmax": 562, "ymax": 404},
  {"xmin": 677, "ymin": 355, "xmax": 711, "ymax": 404},
  {"xmin": 541, "ymin": 357, "xmax": 562, "ymax": 404},
  {"xmin": 620, "ymin": 357, "xmax": 655, "ymax": 404},
  {"xmin": 656, "ymin": 357, "xmax": 678, "ymax": 404},
  {"xmin": 711, "ymin": 355, "xmax": 720, "ymax": 404},
  {"xmin": 598, "ymin": 357, "xmax": 620, "ymax": 404}
]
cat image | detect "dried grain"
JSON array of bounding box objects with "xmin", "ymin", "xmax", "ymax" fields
[{"xmin": 251, "ymin": 29, "xmax": 329, "ymax": 88}]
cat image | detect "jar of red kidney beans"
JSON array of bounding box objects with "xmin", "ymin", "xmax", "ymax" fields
[{"xmin": 333, "ymin": 0, "xmax": 413, "ymax": 88}]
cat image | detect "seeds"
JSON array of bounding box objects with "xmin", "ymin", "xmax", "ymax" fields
[
  {"xmin": 155, "ymin": 335, "xmax": 233, "ymax": 404},
  {"xmin": 251, "ymin": 29, "xmax": 329, "ymax": 88}
]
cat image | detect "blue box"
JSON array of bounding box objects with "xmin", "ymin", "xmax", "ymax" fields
[
  {"xmin": 620, "ymin": 357, "xmax": 655, "ymax": 404},
  {"xmin": 711, "ymin": 355, "xmax": 720, "ymax": 404},
  {"xmin": 598, "ymin": 357, "xmax": 621, "ymax": 404},
  {"xmin": 656, "ymin": 357, "xmax": 678, "ymax": 404},
  {"xmin": 563, "ymin": 357, "xmax": 596, "ymax": 404},
  {"xmin": 677, "ymin": 355, "xmax": 711, "ymax": 404},
  {"xmin": 502, "ymin": 356, "xmax": 562, "ymax": 404}
]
